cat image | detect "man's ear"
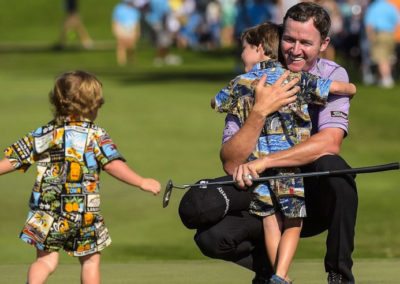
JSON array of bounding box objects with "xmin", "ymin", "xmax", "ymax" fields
[{"xmin": 320, "ymin": 37, "xmax": 331, "ymax": 52}]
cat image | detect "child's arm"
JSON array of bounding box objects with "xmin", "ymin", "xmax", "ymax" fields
[
  {"xmin": 103, "ymin": 160, "xmax": 161, "ymax": 195},
  {"xmin": 0, "ymin": 158, "xmax": 15, "ymax": 175},
  {"xmin": 330, "ymin": 81, "xmax": 357, "ymax": 96}
]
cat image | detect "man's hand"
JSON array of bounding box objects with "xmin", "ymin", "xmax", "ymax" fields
[
  {"xmin": 252, "ymin": 72, "xmax": 300, "ymax": 117},
  {"xmin": 232, "ymin": 158, "xmax": 267, "ymax": 189}
]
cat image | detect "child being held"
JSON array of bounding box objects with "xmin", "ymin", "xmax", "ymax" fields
[{"xmin": 0, "ymin": 70, "xmax": 161, "ymax": 283}]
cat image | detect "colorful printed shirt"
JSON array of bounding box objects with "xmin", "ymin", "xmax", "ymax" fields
[
  {"xmin": 4, "ymin": 118, "xmax": 124, "ymax": 222},
  {"xmin": 214, "ymin": 59, "xmax": 331, "ymax": 160}
]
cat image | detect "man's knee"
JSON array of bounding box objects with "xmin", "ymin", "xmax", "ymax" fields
[
  {"xmin": 194, "ymin": 228, "xmax": 252, "ymax": 261},
  {"xmin": 314, "ymin": 155, "xmax": 351, "ymax": 171},
  {"xmin": 313, "ymin": 155, "xmax": 357, "ymax": 194},
  {"xmin": 194, "ymin": 229, "xmax": 224, "ymax": 259}
]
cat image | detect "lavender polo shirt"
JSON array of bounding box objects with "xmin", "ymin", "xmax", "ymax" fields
[{"xmin": 222, "ymin": 58, "xmax": 351, "ymax": 143}]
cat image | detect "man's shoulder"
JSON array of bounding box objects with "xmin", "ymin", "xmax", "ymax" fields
[
  {"xmin": 316, "ymin": 58, "xmax": 343, "ymax": 70},
  {"xmin": 313, "ymin": 58, "xmax": 349, "ymax": 81}
]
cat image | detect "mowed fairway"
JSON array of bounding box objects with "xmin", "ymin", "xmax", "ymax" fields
[
  {"xmin": 0, "ymin": 1, "xmax": 399, "ymax": 282},
  {"xmin": 1, "ymin": 260, "xmax": 400, "ymax": 283}
]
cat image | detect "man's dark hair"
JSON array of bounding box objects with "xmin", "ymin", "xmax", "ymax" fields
[{"xmin": 283, "ymin": 2, "xmax": 331, "ymax": 39}]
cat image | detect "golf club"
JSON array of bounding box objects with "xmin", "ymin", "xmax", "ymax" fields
[{"xmin": 163, "ymin": 162, "xmax": 399, "ymax": 208}]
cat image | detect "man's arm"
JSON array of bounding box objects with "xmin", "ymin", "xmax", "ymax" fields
[
  {"xmin": 220, "ymin": 72, "xmax": 300, "ymax": 174},
  {"xmin": 234, "ymin": 127, "xmax": 344, "ymax": 187},
  {"xmin": 220, "ymin": 110, "xmax": 267, "ymax": 174}
]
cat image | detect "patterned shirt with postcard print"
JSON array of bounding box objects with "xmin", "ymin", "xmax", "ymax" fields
[
  {"xmin": 4, "ymin": 117, "xmax": 124, "ymax": 256},
  {"xmin": 213, "ymin": 59, "xmax": 331, "ymax": 218}
]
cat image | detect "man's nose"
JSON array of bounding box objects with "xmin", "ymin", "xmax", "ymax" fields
[{"xmin": 292, "ymin": 42, "xmax": 301, "ymax": 54}]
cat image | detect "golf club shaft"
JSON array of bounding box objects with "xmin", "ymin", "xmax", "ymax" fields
[{"xmin": 181, "ymin": 162, "xmax": 399, "ymax": 188}]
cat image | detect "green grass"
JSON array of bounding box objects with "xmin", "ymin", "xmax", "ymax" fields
[
  {"xmin": 2, "ymin": 259, "xmax": 399, "ymax": 283},
  {"xmin": 0, "ymin": 1, "xmax": 399, "ymax": 282}
]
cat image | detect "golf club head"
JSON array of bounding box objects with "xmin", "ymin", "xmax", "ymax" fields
[{"xmin": 163, "ymin": 179, "xmax": 174, "ymax": 208}]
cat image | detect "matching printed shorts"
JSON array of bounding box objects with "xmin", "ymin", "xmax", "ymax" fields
[
  {"xmin": 20, "ymin": 210, "xmax": 112, "ymax": 257},
  {"xmin": 249, "ymin": 179, "xmax": 307, "ymax": 219}
]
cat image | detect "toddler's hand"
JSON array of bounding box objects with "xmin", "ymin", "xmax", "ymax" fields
[{"xmin": 140, "ymin": 178, "xmax": 161, "ymax": 195}]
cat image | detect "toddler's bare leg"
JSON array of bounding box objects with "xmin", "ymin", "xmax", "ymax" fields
[
  {"xmin": 275, "ymin": 218, "xmax": 302, "ymax": 280},
  {"xmin": 27, "ymin": 250, "xmax": 59, "ymax": 284},
  {"xmin": 79, "ymin": 252, "xmax": 101, "ymax": 284},
  {"xmin": 263, "ymin": 213, "xmax": 283, "ymax": 269}
]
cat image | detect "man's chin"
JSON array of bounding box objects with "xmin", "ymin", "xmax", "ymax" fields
[{"xmin": 287, "ymin": 61, "xmax": 305, "ymax": 72}]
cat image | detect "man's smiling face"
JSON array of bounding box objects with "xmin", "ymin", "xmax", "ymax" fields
[{"xmin": 281, "ymin": 18, "xmax": 330, "ymax": 72}]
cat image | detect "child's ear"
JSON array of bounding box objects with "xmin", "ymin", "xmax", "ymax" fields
[{"xmin": 256, "ymin": 44, "xmax": 264, "ymax": 53}]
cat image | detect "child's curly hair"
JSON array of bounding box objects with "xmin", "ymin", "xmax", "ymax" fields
[{"xmin": 49, "ymin": 70, "xmax": 104, "ymax": 123}]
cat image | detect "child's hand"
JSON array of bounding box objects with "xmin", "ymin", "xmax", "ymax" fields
[{"xmin": 140, "ymin": 178, "xmax": 161, "ymax": 195}]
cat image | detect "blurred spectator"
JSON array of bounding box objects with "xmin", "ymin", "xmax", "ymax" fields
[
  {"xmin": 112, "ymin": 0, "xmax": 144, "ymax": 66},
  {"xmin": 176, "ymin": 5, "xmax": 203, "ymax": 49},
  {"xmin": 174, "ymin": 0, "xmax": 202, "ymax": 49},
  {"xmin": 364, "ymin": 0, "xmax": 400, "ymax": 88},
  {"xmin": 234, "ymin": 0, "xmax": 275, "ymax": 39},
  {"xmin": 145, "ymin": 0, "xmax": 182, "ymax": 66},
  {"xmin": 56, "ymin": 0, "xmax": 93, "ymax": 50},
  {"xmin": 202, "ymin": 1, "xmax": 222, "ymax": 49},
  {"xmin": 274, "ymin": 0, "xmax": 300, "ymax": 24},
  {"xmin": 315, "ymin": 0, "xmax": 344, "ymax": 60},
  {"xmin": 233, "ymin": 0, "xmax": 277, "ymax": 72},
  {"xmin": 168, "ymin": 0, "xmax": 196, "ymax": 40},
  {"xmin": 388, "ymin": 0, "xmax": 400, "ymax": 79},
  {"xmin": 176, "ymin": 0, "xmax": 223, "ymax": 51},
  {"xmin": 218, "ymin": 0, "xmax": 237, "ymax": 47}
]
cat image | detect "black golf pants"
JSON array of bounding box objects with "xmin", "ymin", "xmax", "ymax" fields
[{"xmin": 178, "ymin": 155, "xmax": 358, "ymax": 282}]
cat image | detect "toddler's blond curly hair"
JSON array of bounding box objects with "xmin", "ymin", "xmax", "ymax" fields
[{"xmin": 49, "ymin": 70, "xmax": 104, "ymax": 123}]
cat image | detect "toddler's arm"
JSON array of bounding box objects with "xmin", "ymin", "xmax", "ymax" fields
[
  {"xmin": 330, "ymin": 81, "xmax": 356, "ymax": 96},
  {"xmin": 103, "ymin": 160, "xmax": 161, "ymax": 195},
  {"xmin": 0, "ymin": 158, "xmax": 15, "ymax": 175}
]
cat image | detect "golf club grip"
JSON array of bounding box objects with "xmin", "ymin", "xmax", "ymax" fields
[{"xmin": 328, "ymin": 162, "xmax": 399, "ymax": 175}]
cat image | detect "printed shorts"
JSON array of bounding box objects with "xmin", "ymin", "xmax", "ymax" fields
[
  {"xmin": 20, "ymin": 210, "xmax": 112, "ymax": 257},
  {"xmin": 249, "ymin": 181, "xmax": 307, "ymax": 218}
]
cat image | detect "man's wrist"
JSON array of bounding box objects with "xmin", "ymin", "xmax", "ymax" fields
[{"xmin": 250, "ymin": 106, "xmax": 268, "ymax": 121}]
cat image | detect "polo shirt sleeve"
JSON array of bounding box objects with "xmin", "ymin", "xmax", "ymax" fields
[
  {"xmin": 317, "ymin": 66, "xmax": 350, "ymax": 134},
  {"xmin": 222, "ymin": 114, "xmax": 241, "ymax": 144}
]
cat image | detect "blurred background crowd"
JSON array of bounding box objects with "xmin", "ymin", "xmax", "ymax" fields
[{"xmin": 59, "ymin": 0, "xmax": 400, "ymax": 88}]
